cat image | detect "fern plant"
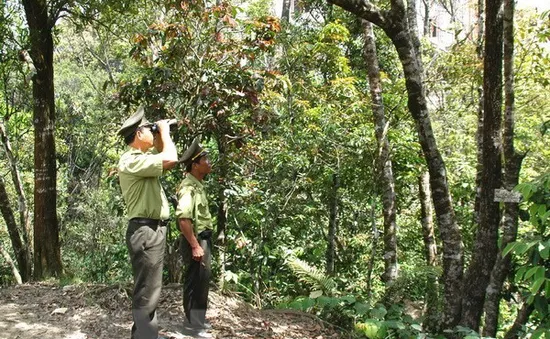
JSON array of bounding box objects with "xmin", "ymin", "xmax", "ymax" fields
[{"xmin": 286, "ymin": 256, "xmax": 337, "ymax": 295}]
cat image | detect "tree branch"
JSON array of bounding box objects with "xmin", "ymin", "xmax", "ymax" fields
[{"xmin": 326, "ymin": 0, "xmax": 388, "ymax": 29}]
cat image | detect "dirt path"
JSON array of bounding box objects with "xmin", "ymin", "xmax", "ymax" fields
[{"xmin": 0, "ymin": 283, "xmax": 340, "ymax": 339}]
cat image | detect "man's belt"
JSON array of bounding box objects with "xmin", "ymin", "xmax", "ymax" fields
[{"xmin": 130, "ymin": 218, "xmax": 170, "ymax": 227}]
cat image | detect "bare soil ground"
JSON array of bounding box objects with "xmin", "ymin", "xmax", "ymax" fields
[{"xmin": 0, "ymin": 283, "xmax": 341, "ymax": 339}]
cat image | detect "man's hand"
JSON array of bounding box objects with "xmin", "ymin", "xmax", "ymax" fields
[
  {"xmin": 191, "ymin": 245, "xmax": 204, "ymax": 261},
  {"xmin": 153, "ymin": 119, "xmax": 178, "ymax": 169},
  {"xmin": 154, "ymin": 119, "xmax": 172, "ymax": 135}
]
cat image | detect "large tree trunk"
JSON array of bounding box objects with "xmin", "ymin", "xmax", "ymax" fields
[
  {"xmin": 0, "ymin": 122, "xmax": 32, "ymax": 281},
  {"xmin": 461, "ymin": 0, "xmax": 503, "ymax": 331},
  {"xmin": 362, "ymin": 19, "xmax": 397, "ymax": 284},
  {"xmin": 482, "ymin": 0, "xmax": 525, "ymax": 335},
  {"xmin": 326, "ymin": 173, "xmax": 339, "ymax": 275},
  {"xmin": 418, "ymin": 171, "xmax": 439, "ymax": 331},
  {"xmin": 22, "ymin": 0, "xmax": 62, "ymax": 279},
  {"xmin": 326, "ymin": 0, "xmax": 464, "ymax": 327}
]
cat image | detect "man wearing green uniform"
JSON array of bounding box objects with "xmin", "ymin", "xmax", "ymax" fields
[
  {"xmin": 176, "ymin": 138, "xmax": 213, "ymax": 338},
  {"xmin": 117, "ymin": 106, "xmax": 178, "ymax": 339}
]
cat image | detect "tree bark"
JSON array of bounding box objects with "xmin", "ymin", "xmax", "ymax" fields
[
  {"xmin": 216, "ymin": 138, "xmax": 228, "ymax": 290},
  {"xmin": 0, "ymin": 240, "xmax": 22, "ymax": 284},
  {"xmin": 503, "ymin": 301, "xmax": 534, "ymax": 339},
  {"xmin": 419, "ymin": 172, "xmax": 438, "ymax": 267},
  {"xmin": 0, "ymin": 174, "xmax": 28, "ymax": 283},
  {"xmin": 473, "ymin": 0, "xmax": 484, "ymax": 232},
  {"xmin": 366, "ymin": 197, "xmax": 379, "ymax": 300},
  {"xmin": 461, "ymin": 0, "xmax": 503, "ymax": 331},
  {"xmin": 282, "ymin": 0, "xmax": 292, "ymax": 22},
  {"xmin": 362, "ymin": 19, "xmax": 397, "ymax": 284},
  {"xmin": 326, "ymin": 173, "xmax": 339, "ymax": 276},
  {"xmin": 482, "ymin": 0, "xmax": 525, "ymax": 335},
  {"xmin": 419, "ymin": 171, "xmax": 440, "ymax": 332},
  {"xmin": 327, "ymin": 0, "xmax": 464, "ymax": 327},
  {"xmin": 0, "ymin": 122, "xmax": 32, "ymax": 281},
  {"xmin": 22, "ymin": 0, "xmax": 62, "ymax": 279}
]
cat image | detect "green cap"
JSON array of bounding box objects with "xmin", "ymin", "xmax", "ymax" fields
[
  {"xmin": 180, "ymin": 138, "xmax": 207, "ymax": 165},
  {"xmin": 117, "ymin": 106, "xmax": 153, "ymax": 139}
]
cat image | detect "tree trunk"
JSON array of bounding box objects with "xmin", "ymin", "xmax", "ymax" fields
[
  {"xmin": 366, "ymin": 197, "xmax": 379, "ymax": 300},
  {"xmin": 216, "ymin": 138, "xmax": 228, "ymax": 290},
  {"xmin": 482, "ymin": 0, "xmax": 525, "ymax": 335},
  {"xmin": 362, "ymin": 19, "xmax": 397, "ymax": 284},
  {"xmin": 503, "ymin": 301, "xmax": 534, "ymax": 339},
  {"xmin": 326, "ymin": 0, "xmax": 464, "ymax": 327},
  {"xmin": 0, "ymin": 175, "xmax": 28, "ymax": 283},
  {"xmin": 0, "ymin": 122, "xmax": 31, "ymax": 281},
  {"xmin": 22, "ymin": 0, "xmax": 62, "ymax": 279},
  {"xmin": 461, "ymin": 0, "xmax": 503, "ymax": 331},
  {"xmin": 282, "ymin": 0, "xmax": 292, "ymax": 22},
  {"xmin": 418, "ymin": 171, "xmax": 439, "ymax": 331},
  {"xmin": 0, "ymin": 240, "xmax": 22, "ymax": 284},
  {"xmin": 326, "ymin": 173, "xmax": 339, "ymax": 276},
  {"xmin": 473, "ymin": 0, "xmax": 485, "ymax": 231},
  {"xmin": 422, "ymin": 0, "xmax": 430, "ymax": 37},
  {"xmin": 384, "ymin": 9, "xmax": 464, "ymax": 330}
]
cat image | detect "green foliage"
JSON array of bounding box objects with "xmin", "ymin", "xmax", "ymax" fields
[
  {"xmin": 286, "ymin": 256, "xmax": 337, "ymax": 294},
  {"xmin": 62, "ymin": 188, "xmax": 130, "ymax": 283},
  {"xmin": 502, "ymin": 174, "xmax": 550, "ymax": 333}
]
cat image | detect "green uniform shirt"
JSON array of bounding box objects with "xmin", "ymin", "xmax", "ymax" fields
[
  {"xmin": 175, "ymin": 173, "xmax": 212, "ymax": 234},
  {"xmin": 118, "ymin": 148, "xmax": 170, "ymax": 220}
]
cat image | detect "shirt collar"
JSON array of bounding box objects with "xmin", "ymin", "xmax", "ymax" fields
[{"xmin": 186, "ymin": 173, "xmax": 203, "ymax": 188}]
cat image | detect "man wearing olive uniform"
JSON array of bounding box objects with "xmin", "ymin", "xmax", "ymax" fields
[
  {"xmin": 118, "ymin": 106, "xmax": 178, "ymax": 339},
  {"xmin": 176, "ymin": 138, "xmax": 213, "ymax": 338}
]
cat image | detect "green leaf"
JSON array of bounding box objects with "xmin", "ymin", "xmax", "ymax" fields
[
  {"xmin": 371, "ymin": 306, "xmax": 387, "ymax": 320},
  {"xmin": 534, "ymin": 266, "xmax": 545, "ymax": 281},
  {"xmin": 339, "ymin": 296, "xmax": 356, "ymax": 304},
  {"xmin": 354, "ymin": 302, "xmax": 370, "ymax": 315},
  {"xmin": 302, "ymin": 297, "xmax": 315, "ymax": 310},
  {"xmin": 411, "ymin": 324, "xmax": 423, "ymax": 331},
  {"xmin": 515, "ymin": 266, "xmax": 527, "ymax": 283},
  {"xmin": 525, "ymin": 266, "xmax": 540, "ymax": 280},
  {"xmin": 537, "ymin": 204, "xmax": 547, "ymax": 218},
  {"xmin": 539, "ymin": 242, "xmax": 550, "ymax": 260},
  {"xmin": 502, "ymin": 242, "xmax": 517, "ymax": 257},
  {"xmin": 534, "ymin": 295, "xmax": 548, "ymax": 317},
  {"xmin": 531, "ymin": 328, "xmax": 546, "ymax": 339},
  {"xmin": 383, "ymin": 320, "xmax": 405, "ymax": 330},
  {"xmin": 530, "ymin": 277, "xmax": 545, "ymax": 294}
]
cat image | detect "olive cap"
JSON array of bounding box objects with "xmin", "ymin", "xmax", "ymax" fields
[
  {"xmin": 180, "ymin": 138, "xmax": 208, "ymax": 165},
  {"xmin": 117, "ymin": 106, "xmax": 153, "ymax": 138}
]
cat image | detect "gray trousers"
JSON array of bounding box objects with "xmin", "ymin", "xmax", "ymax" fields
[{"xmin": 126, "ymin": 221, "xmax": 167, "ymax": 339}]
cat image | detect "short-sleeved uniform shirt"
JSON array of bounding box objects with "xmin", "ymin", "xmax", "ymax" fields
[
  {"xmin": 118, "ymin": 148, "xmax": 170, "ymax": 220},
  {"xmin": 175, "ymin": 173, "xmax": 212, "ymax": 234}
]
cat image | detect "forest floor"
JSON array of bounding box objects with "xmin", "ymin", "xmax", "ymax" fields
[{"xmin": 0, "ymin": 283, "xmax": 342, "ymax": 339}]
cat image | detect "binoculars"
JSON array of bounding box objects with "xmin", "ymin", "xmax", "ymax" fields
[{"xmin": 151, "ymin": 119, "xmax": 178, "ymax": 133}]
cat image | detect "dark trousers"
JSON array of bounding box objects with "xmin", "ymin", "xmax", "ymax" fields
[
  {"xmin": 180, "ymin": 230, "xmax": 212, "ymax": 328},
  {"xmin": 126, "ymin": 221, "xmax": 167, "ymax": 339}
]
